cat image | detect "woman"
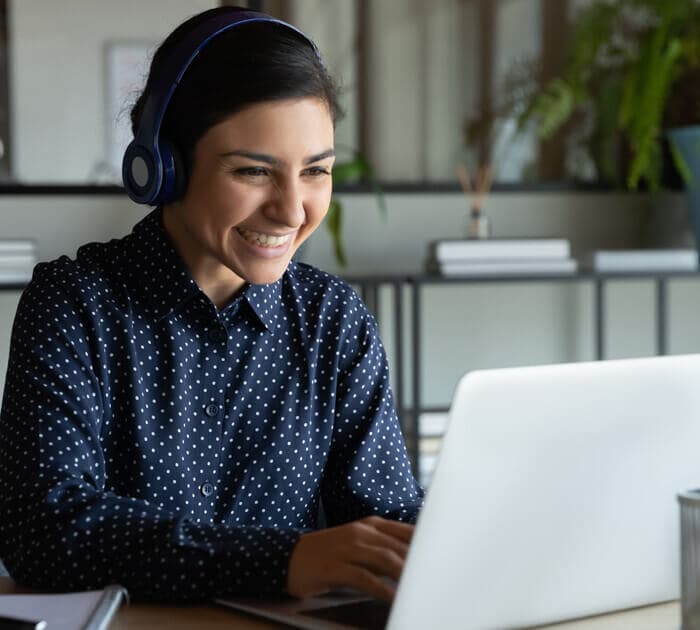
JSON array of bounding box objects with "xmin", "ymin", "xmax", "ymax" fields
[{"xmin": 0, "ymin": 6, "xmax": 423, "ymax": 603}]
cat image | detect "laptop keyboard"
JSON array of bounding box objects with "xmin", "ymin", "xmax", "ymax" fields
[{"xmin": 300, "ymin": 599, "xmax": 391, "ymax": 629}]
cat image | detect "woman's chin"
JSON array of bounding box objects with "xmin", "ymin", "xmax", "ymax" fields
[{"xmin": 234, "ymin": 258, "xmax": 291, "ymax": 286}]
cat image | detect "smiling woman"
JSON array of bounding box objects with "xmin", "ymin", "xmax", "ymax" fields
[
  {"xmin": 162, "ymin": 98, "xmax": 335, "ymax": 306},
  {"xmin": 0, "ymin": 4, "xmax": 423, "ymax": 605}
]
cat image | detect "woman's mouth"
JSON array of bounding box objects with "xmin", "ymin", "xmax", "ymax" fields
[{"xmin": 237, "ymin": 228, "xmax": 293, "ymax": 248}]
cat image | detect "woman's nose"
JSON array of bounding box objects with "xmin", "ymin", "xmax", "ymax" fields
[{"xmin": 268, "ymin": 179, "xmax": 306, "ymax": 227}]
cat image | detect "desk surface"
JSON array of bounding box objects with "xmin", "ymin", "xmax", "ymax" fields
[{"xmin": 0, "ymin": 577, "xmax": 681, "ymax": 628}]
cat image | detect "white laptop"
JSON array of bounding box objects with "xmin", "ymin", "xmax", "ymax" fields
[{"xmin": 218, "ymin": 354, "xmax": 700, "ymax": 629}]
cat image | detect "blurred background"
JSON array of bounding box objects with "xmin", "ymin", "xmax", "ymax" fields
[
  {"xmin": 2, "ymin": 0, "xmax": 700, "ymax": 485},
  {"xmin": 0, "ymin": 0, "xmax": 619, "ymax": 186}
]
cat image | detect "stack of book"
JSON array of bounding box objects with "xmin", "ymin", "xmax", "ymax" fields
[
  {"xmin": 583, "ymin": 248, "xmax": 699, "ymax": 273},
  {"xmin": 0, "ymin": 239, "xmax": 37, "ymax": 284},
  {"xmin": 427, "ymin": 238, "xmax": 577, "ymax": 276},
  {"xmin": 419, "ymin": 411, "xmax": 450, "ymax": 486}
]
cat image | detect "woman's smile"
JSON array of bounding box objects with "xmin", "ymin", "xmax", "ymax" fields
[
  {"xmin": 236, "ymin": 227, "xmax": 294, "ymax": 248},
  {"xmin": 233, "ymin": 225, "xmax": 295, "ymax": 259}
]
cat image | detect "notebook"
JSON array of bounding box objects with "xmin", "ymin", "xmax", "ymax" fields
[
  {"xmin": 218, "ymin": 354, "xmax": 700, "ymax": 629},
  {"xmin": 0, "ymin": 585, "xmax": 126, "ymax": 630}
]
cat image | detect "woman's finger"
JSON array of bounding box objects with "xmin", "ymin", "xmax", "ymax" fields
[
  {"xmin": 349, "ymin": 543, "xmax": 404, "ymax": 582},
  {"xmin": 339, "ymin": 564, "xmax": 397, "ymax": 603},
  {"xmin": 365, "ymin": 515, "xmax": 415, "ymax": 544},
  {"xmin": 354, "ymin": 526, "xmax": 410, "ymax": 561}
]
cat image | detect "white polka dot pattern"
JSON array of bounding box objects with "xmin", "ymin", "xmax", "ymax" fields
[{"xmin": 0, "ymin": 209, "xmax": 423, "ymax": 601}]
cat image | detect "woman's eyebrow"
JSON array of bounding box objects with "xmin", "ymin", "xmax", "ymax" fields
[
  {"xmin": 219, "ymin": 150, "xmax": 281, "ymax": 165},
  {"xmin": 218, "ymin": 148, "xmax": 335, "ymax": 165},
  {"xmin": 304, "ymin": 149, "xmax": 335, "ymax": 164}
]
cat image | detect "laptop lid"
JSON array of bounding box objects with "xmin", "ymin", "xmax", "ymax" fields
[{"xmin": 388, "ymin": 354, "xmax": 700, "ymax": 629}]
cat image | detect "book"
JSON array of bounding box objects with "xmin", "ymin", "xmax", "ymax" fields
[
  {"xmin": 584, "ymin": 249, "xmax": 699, "ymax": 272},
  {"xmin": 0, "ymin": 240, "xmax": 36, "ymax": 255},
  {"xmin": 0, "ymin": 265, "xmax": 34, "ymax": 284},
  {"xmin": 419, "ymin": 452, "xmax": 439, "ymax": 486},
  {"xmin": 431, "ymin": 258, "xmax": 578, "ymax": 277},
  {"xmin": 0, "ymin": 585, "xmax": 127, "ymax": 630},
  {"xmin": 420, "ymin": 411, "xmax": 449, "ymax": 436},
  {"xmin": 429, "ymin": 238, "xmax": 570, "ymax": 262},
  {"xmin": 0, "ymin": 254, "xmax": 36, "ymax": 267}
]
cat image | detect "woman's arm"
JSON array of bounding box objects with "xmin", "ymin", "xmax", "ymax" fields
[
  {"xmin": 287, "ymin": 305, "xmax": 424, "ymax": 600},
  {"xmin": 320, "ymin": 308, "xmax": 424, "ymax": 525},
  {"xmin": 0, "ymin": 275, "xmax": 300, "ymax": 602}
]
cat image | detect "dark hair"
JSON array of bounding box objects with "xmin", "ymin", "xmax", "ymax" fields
[{"xmin": 130, "ymin": 6, "xmax": 343, "ymax": 191}]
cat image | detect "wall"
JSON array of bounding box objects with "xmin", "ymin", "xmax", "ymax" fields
[
  {"xmin": 7, "ymin": 0, "xmax": 484, "ymax": 184},
  {"xmin": 9, "ymin": 0, "xmax": 217, "ymax": 183}
]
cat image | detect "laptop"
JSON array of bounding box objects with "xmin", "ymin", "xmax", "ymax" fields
[{"xmin": 218, "ymin": 354, "xmax": 700, "ymax": 629}]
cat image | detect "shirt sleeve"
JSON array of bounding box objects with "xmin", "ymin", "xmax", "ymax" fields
[
  {"xmin": 321, "ymin": 303, "xmax": 425, "ymax": 526},
  {"xmin": 0, "ymin": 273, "xmax": 300, "ymax": 602}
]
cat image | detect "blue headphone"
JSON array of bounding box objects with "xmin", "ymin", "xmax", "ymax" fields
[{"xmin": 122, "ymin": 9, "xmax": 322, "ymax": 206}]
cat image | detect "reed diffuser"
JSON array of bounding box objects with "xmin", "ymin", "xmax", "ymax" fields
[{"xmin": 457, "ymin": 164, "xmax": 493, "ymax": 239}]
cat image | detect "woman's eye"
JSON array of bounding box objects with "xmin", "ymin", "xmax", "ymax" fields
[
  {"xmin": 303, "ymin": 166, "xmax": 331, "ymax": 177},
  {"xmin": 233, "ymin": 167, "xmax": 269, "ymax": 178}
]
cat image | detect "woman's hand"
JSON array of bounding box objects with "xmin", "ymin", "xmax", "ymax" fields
[{"xmin": 286, "ymin": 516, "xmax": 414, "ymax": 602}]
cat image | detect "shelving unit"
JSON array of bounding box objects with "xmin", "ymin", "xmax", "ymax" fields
[
  {"xmin": 5, "ymin": 269, "xmax": 700, "ymax": 484},
  {"xmin": 345, "ymin": 270, "xmax": 700, "ymax": 483}
]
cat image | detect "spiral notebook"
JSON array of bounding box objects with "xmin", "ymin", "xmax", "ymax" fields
[{"xmin": 0, "ymin": 584, "xmax": 127, "ymax": 630}]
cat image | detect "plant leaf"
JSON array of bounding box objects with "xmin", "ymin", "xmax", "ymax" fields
[
  {"xmin": 625, "ymin": 33, "xmax": 684, "ymax": 189},
  {"xmin": 325, "ymin": 198, "xmax": 346, "ymax": 267},
  {"xmin": 669, "ymin": 140, "xmax": 694, "ymax": 186},
  {"xmin": 332, "ymin": 159, "xmax": 369, "ymax": 184}
]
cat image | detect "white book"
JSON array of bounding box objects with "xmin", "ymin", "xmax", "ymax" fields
[
  {"xmin": 0, "ymin": 584, "xmax": 127, "ymax": 630},
  {"xmin": 585, "ymin": 249, "xmax": 699, "ymax": 272},
  {"xmin": 419, "ymin": 452, "xmax": 438, "ymax": 487},
  {"xmin": 0, "ymin": 239, "xmax": 36, "ymax": 254},
  {"xmin": 430, "ymin": 238, "xmax": 570, "ymax": 262},
  {"xmin": 436, "ymin": 258, "xmax": 578, "ymax": 276},
  {"xmin": 0, "ymin": 264, "xmax": 35, "ymax": 284},
  {"xmin": 0, "ymin": 253, "xmax": 36, "ymax": 267},
  {"xmin": 420, "ymin": 411, "xmax": 449, "ymax": 436}
]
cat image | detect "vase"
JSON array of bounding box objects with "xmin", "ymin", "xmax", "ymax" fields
[{"xmin": 667, "ymin": 125, "xmax": 700, "ymax": 255}]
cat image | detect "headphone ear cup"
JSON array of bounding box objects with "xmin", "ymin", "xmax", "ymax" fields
[
  {"xmin": 170, "ymin": 143, "xmax": 188, "ymax": 201},
  {"xmin": 155, "ymin": 138, "xmax": 187, "ymax": 204},
  {"xmin": 155, "ymin": 138, "xmax": 178, "ymax": 205},
  {"xmin": 122, "ymin": 141, "xmax": 159, "ymax": 205}
]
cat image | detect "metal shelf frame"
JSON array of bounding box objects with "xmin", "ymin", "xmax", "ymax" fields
[{"xmin": 344, "ymin": 271, "xmax": 700, "ymax": 473}]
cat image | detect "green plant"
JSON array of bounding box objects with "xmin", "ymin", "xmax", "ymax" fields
[
  {"xmin": 326, "ymin": 152, "xmax": 386, "ymax": 267},
  {"xmin": 518, "ymin": 0, "xmax": 700, "ymax": 191}
]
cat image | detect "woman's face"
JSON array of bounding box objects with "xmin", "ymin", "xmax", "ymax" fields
[{"xmin": 162, "ymin": 97, "xmax": 335, "ymax": 306}]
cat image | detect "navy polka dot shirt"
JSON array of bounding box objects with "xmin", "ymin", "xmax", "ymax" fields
[{"xmin": 0, "ymin": 209, "xmax": 423, "ymax": 601}]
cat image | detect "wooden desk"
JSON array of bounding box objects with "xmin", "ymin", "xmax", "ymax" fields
[{"xmin": 0, "ymin": 576, "xmax": 681, "ymax": 628}]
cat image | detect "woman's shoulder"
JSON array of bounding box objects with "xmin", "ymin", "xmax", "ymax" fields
[
  {"xmin": 286, "ymin": 261, "xmax": 364, "ymax": 306},
  {"xmin": 285, "ymin": 261, "xmax": 377, "ymax": 334},
  {"xmin": 22, "ymin": 238, "xmax": 125, "ymax": 308}
]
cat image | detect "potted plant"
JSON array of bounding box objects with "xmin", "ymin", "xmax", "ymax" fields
[
  {"xmin": 326, "ymin": 151, "xmax": 385, "ymax": 267},
  {"xmin": 516, "ymin": 0, "xmax": 700, "ymax": 244}
]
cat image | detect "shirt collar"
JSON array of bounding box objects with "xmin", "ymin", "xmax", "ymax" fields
[
  {"xmin": 120, "ymin": 208, "xmax": 285, "ymax": 329},
  {"xmin": 237, "ymin": 278, "xmax": 283, "ymax": 331},
  {"xmin": 119, "ymin": 208, "xmax": 201, "ymax": 321}
]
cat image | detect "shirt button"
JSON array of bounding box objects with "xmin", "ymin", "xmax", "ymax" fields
[
  {"xmin": 200, "ymin": 482, "xmax": 215, "ymax": 497},
  {"xmin": 205, "ymin": 403, "xmax": 220, "ymax": 418},
  {"xmin": 208, "ymin": 328, "xmax": 227, "ymax": 344}
]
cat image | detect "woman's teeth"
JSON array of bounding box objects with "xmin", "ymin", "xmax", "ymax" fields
[{"xmin": 239, "ymin": 228, "xmax": 292, "ymax": 248}]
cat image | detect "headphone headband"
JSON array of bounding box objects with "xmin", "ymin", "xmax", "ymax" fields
[{"xmin": 123, "ymin": 10, "xmax": 322, "ymax": 206}]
